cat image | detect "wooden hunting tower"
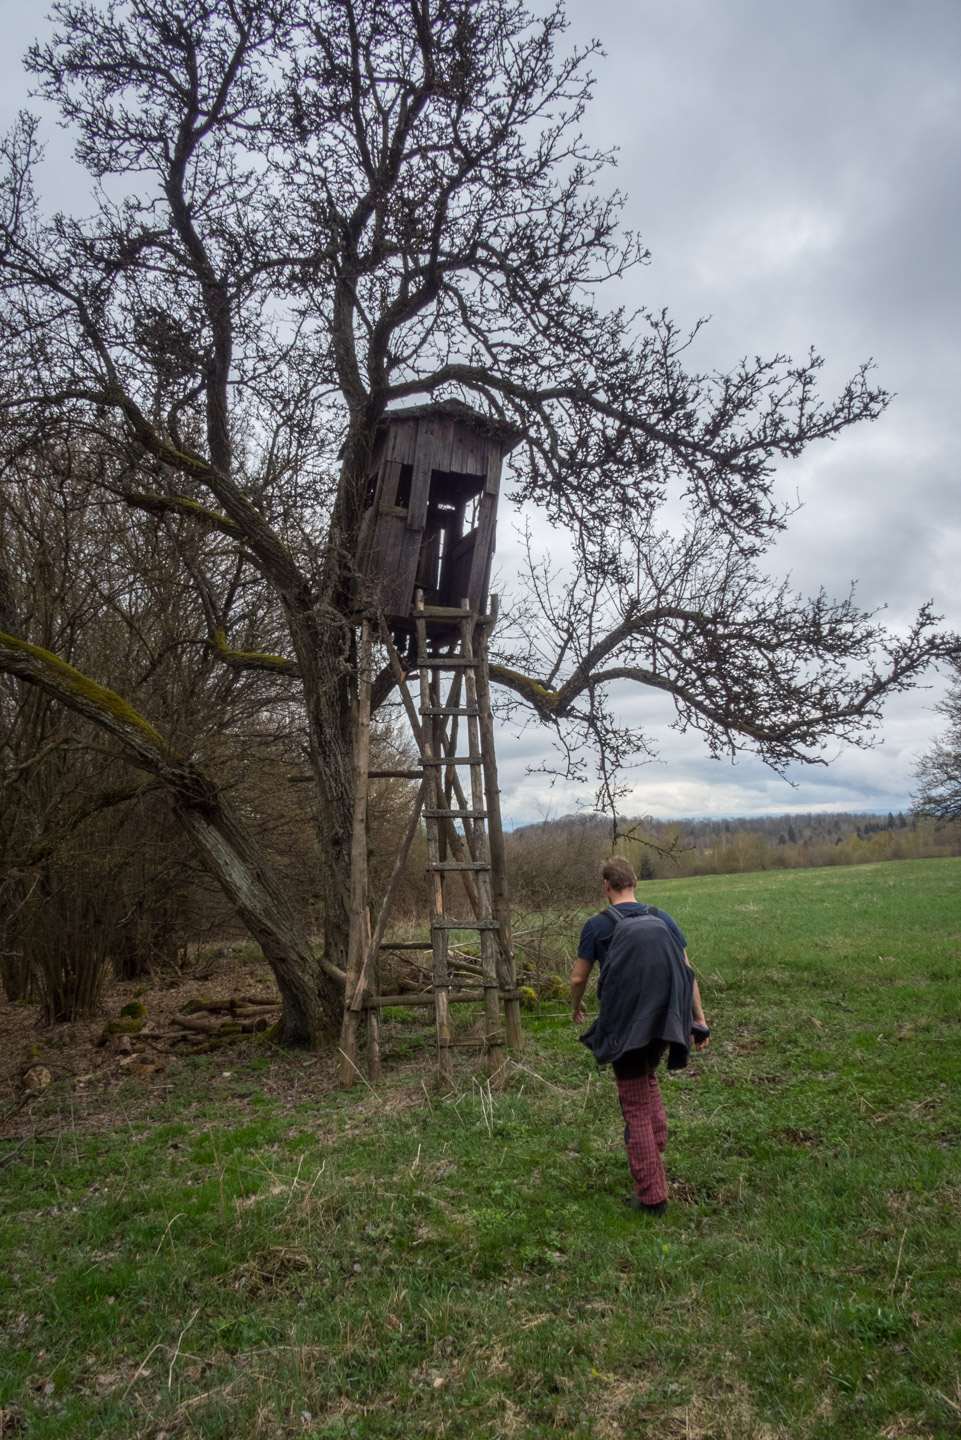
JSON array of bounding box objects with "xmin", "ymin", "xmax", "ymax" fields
[
  {"xmin": 355, "ymin": 399, "xmax": 522, "ymax": 635},
  {"xmin": 340, "ymin": 401, "xmax": 526, "ymax": 1091}
]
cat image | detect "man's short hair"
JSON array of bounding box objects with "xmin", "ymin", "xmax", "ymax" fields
[{"xmin": 602, "ymin": 857, "xmax": 637, "ymax": 891}]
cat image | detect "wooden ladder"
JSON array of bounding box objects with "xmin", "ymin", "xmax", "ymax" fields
[
  {"xmin": 338, "ymin": 596, "xmax": 522, "ymax": 1088},
  {"xmin": 413, "ymin": 595, "xmax": 520, "ymax": 1087}
]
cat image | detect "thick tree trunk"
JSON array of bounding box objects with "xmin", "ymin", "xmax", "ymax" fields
[
  {"xmin": 287, "ymin": 607, "xmax": 357, "ymax": 985},
  {"xmin": 176, "ymin": 802, "xmax": 343, "ymax": 1046},
  {"xmin": 0, "ymin": 631, "xmax": 345, "ymax": 1046},
  {"xmin": 290, "ymin": 429, "xmax": 379, "ymax": 993}
]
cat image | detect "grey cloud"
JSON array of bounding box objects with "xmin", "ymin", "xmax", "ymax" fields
[{"xmin": 3, "ymin": 2, "xmax": 957, "ymax": 821}]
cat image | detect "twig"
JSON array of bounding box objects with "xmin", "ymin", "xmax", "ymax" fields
[
  {"xmin": 906, "ymin": 1094, "xmax": 942, "ymax": 1111},
  {"xmin": 281, "ymin": 1152, "xmax": 306, "ymax": 1214},
  {"xmin": 889, "ymin": 1226, "xmax": 908, "ymax": 1293},
  {"xmin": 209, "ymin": 1126, "xmax": 225, "ymax": 1215},
  {"xmin": 472, "ymin": 1077, "xmax": 494, "ymax": 1137},
  {"xmin": 506, "ymin": 1059, "xmax": 566, "ymax": 1093},
  {"xmin": 122, "ymin": 1340, "xmax": 168, "ymax": 1400},
  {"xmin": 336, "ymin": 1048, "xmax": 384, "ymax": 1104},
  {"xmin": 155, "ymin": 1210, "xmax": 185, "ymax": 1257},
  {"xmin": 0, "ymin": 1093, "xmax": 35, "ymax": 1127},
  {"xmin": 0, "ymin": 1132, "xmax": 35, "ymax": 1170},
  {"xmin": 109, "ymin": 1075, "xmax": 138, "ymax": 1136},
  {"xmin": 168, "ymin": 1308, "xmax": 201, "ymax": 1390}
]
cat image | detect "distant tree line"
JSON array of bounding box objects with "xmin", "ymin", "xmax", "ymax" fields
[{"xmin": 502, "ymin": 808, "xmax": 961, "ymax": 910}]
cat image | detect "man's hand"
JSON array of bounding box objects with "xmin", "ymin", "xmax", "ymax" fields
[{"xmin": 570, "ymin": 957, "xmax": 591, "ymax": 1026}]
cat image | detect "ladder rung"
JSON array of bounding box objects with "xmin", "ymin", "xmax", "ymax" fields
[
  {"xmin": 420, "ymin": 707, "xmax": 480, "ymax": 717},
  {"xmin": 417, "ymin": 657, "xmax": 477, "ymax": 668},
  {"xmin": 380, "ymin": 941, "xmax": 433, "ymax": 950},
  {"xmin": 365, "ymin": 991, "xmax": 520, "ymax": 1009},
  {"xmin": 413, "ymin": 604, "xmax": 490, "ymax": 620},
  {"xmin": 428, "ymin": 861, "xmax": 490, "ymax": 872},
  {"xmin": 369, "ymin": 768, "xmax": 423, "ymax": 779},
  {"xmin": 424, "ymin": 809, "xmax": 488, "ymax": 819},
  {"xmin": 421, "ymin": 756, "xmax": 482, "ymax": 766},
  {"xmin": 430, "ymin": 919, "xmax": 499, "ymax": 930}
]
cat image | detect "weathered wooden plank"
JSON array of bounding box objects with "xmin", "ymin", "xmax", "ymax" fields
[
  {"xmin": 449, "ymin": 427, "xmax": 486, "ymax": 483},
  {"xmin": 415, "ymin": 519, "xmax": 442, "ymax": 596},
  {"xmin": 356, "ymin": 420, "xmax": 418, "ymax": 595},
  {"xmin": 354, "ymin": 501, "xmax": 378, "ymax": 582},
  {"xmin": 416, "ymin": 604, "xmax": 491, "ymax": 623},
  {"xmin": 475, "ymin": 612, "xmax": 522, "ymax": 1050},
  {"xmin": 464, "ymin": 430, "xmax": 492, "ymax": 478},
  {"xmin": 376, "ymin": 523, "xmax": 422, "ymax": 617},
  {"xmin": 430, "ymin": 416, "xmax": 458, "ymax": 475},
  {"xmin": 445, "ymin": 527, "xmax": 477, "ymax": 610},
  {"xmin": 366, "ymin": 511, "xmax": 408, "ymax": 612},
  {"xmin": 484, "ymin": 446, "xmax": 503, "ymax": 496},
  {"xmin": 467, "ymin": 492, "xmax": 498, "ymax": 612},
  {"xmin": 386, "ymin": 418, "xmax": 418, "ymax": 466},
  {"xmin": 407, "ymin": 418, "xmax": 435, "ymax": 531},
  {"xmin": 363, "ymin": 989, "xmax": 523, "ymax": 1008}
]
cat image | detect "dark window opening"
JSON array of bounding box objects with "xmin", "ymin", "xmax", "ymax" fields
[
  {"xmin": 429, "ymin": 467, "xmax": 485, "ymax": 506},
  {"xmin": 395, "ymin": 463, "xmax": 414, "ymax": 510}
]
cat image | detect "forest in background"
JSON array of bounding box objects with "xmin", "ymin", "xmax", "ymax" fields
[{"xmin": 502, "ymin": 807, "xmax": 961, "ymax": 910}]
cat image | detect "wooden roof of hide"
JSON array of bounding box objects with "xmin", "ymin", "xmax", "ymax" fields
[{"xmin": 368, "ymin": 399, "xmax": 525, "ymax": 454}]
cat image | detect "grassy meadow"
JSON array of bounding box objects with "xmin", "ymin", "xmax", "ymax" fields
[{"xmin": 1, "ymin": 857, "xmax": 959, "ymax": 1439}]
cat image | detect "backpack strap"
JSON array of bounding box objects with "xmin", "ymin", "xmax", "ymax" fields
[{"xmin": 604, "ymin": 904, "xmax": 656, "ymax": 926}]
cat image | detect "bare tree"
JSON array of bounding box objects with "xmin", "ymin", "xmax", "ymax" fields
[
  {"xmin": 0, "ymin": 0, "xmax": 951, "ymax": 1045},
  {"xmin": 491, "ymin": 515, "xmax": 946, "ymax": 815},
  {"xmin": 0, "ymin": 434, "xmax": 343, "ymax": 1038},
  {"xmin": 912, "ymin": 663, "xmax": 961, "ymax": 822}
]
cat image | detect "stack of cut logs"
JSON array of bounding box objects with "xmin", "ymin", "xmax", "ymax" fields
[{"xmin": 168, "ymin": 996, "xmax": 280, "ymax": 1053}]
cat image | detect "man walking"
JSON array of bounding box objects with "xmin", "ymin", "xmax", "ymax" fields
[{"xmin": 571, "ymin": 858, "xmax": 709, "ymax": 1216}]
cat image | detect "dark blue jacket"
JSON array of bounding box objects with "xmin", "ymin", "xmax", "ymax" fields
[{"xmin": 580, "ymin": 910, "xmax": 694, "ymax": 1070}]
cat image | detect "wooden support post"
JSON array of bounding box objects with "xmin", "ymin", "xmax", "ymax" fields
[
  {"xmin": 461, "ymin": 602, "xmax": 506, "ymax": 1087},
  {"xmin": 364, "ymin": 988, "xmax": 524, "ymax": 1007},
  {"xmin": 477, "ymin": 598, "xmax": 523, "ymax": 1051},
  {"xmin": 415, "ymin": 593, "xmax": 454, "ymax": 1088},
  {"xmin": 364, "ymin": 909, "xmax": 380, "ymax": 1081},
  {"xmin": 339, "ymin": 621, "xmax": 373, "ymax": 1088},
  {"xmin": 364, "ymin": 779, "xmax": 427, "ymax": 976}
]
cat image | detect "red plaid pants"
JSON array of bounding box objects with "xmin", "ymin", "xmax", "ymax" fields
[{"xmin": 615, "ymin": 1072, "xmax": 668, "ymax": 1205}]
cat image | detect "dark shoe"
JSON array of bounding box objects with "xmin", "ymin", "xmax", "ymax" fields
[{"xmin": 625, "ymin": 1196, "xmax": 668, "ymax": 1215}]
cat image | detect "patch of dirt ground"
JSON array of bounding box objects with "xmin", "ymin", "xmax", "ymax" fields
[{"xmin": 0, "ymin": 947, "xmax": 352, "ymax": 1147}]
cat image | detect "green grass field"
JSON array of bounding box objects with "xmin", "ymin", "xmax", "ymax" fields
[{"xmin": 1, "ymin": 857, "xmax": 959, "ymax": 1439}]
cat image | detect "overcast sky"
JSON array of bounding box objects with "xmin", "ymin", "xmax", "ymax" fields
[
  {"xmin": 2, "ymin": 1, "xmax": 958, "ymax": 823},
  {"xmin": 496, "ymin": 0, "xmax": 961, "ymax": 824}
]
